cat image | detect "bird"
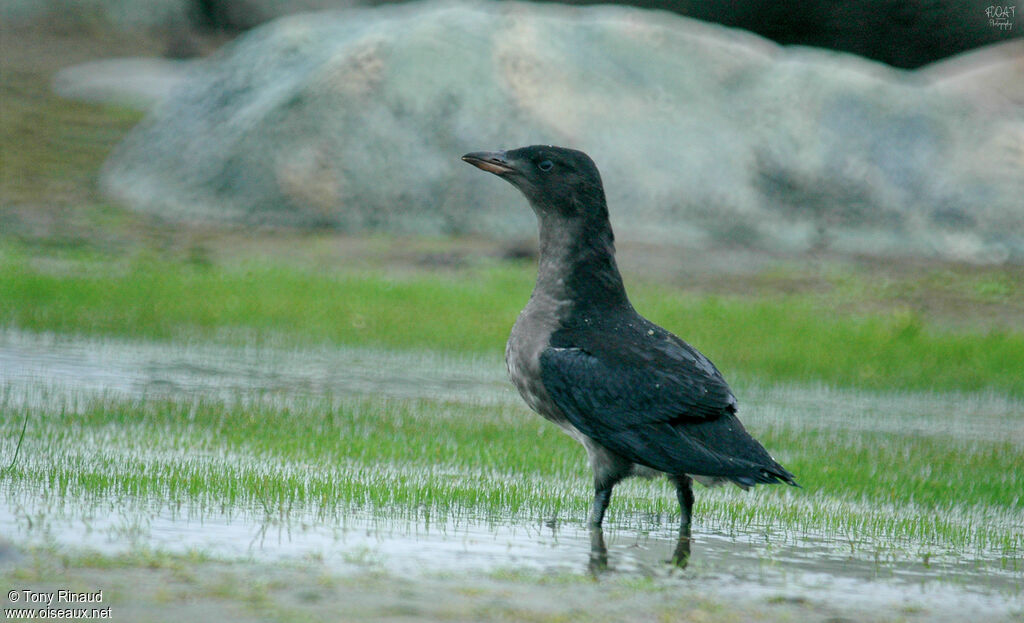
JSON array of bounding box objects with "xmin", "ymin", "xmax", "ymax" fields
[{"xmin": 462, "ymin": 145, "xmax": 798, "ymax": 564}]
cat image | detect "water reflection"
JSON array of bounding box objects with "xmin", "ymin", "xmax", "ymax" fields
[{"xmin": 589, "ymin": 527, "xmax": 608, "ymax": 574}]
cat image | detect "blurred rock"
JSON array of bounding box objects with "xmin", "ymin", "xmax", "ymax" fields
[
  {"xmin": 922, "ymin": 39, "xmax": 1024, "ymax": 117},
  {"xmin": 53, "ymin": 58, "xmax": 194, "ymax": 109},
  {"xmin": 101, "ymin": 0, "xmax": 1024, "ymax": 262}
]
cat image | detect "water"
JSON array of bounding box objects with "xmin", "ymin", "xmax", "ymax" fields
[
  {"xmin": 1, "ymin": 329, "xmax": 1022, "ymax": 617},
  {"xmin": 0, "ymin": 329, "xmax": 512, "ymax": 407},
  {"xmin": 4, "ymin": 330, "xmax": 1020, "ymax": 444},
  {"xmin": 1, "ymin": 489, "xmax": 1018, "ymax": 618}
]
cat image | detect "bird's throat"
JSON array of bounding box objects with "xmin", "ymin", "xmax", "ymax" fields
[{"xmin": 534, "ymin": 216, "xmax": 630, "ymax": 313}]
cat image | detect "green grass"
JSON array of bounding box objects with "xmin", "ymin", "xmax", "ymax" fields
[
  {"xmin": 3, "ymin": 390, "xmax": 1020, "ymax": 560},
  {"xmin": 0, "ymin": 67, "xmax": 143, "ymax": 206},
  {"xmin": 2, "ymin": 250, "xmax": 1023, "ymax": 396}
]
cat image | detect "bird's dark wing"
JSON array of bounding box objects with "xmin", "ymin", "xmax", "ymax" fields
[
  {"xmin": 543, "ymin": 322, "xmax": 738, "ymax": 424},
  {"xmin": 538, "ymin": 332, "xmax": 795, "ymax": 484}
]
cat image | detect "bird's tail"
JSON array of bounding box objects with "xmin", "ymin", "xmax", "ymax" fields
[{"xmin": 732, "ymin": 462, "xmax": 800, "ymax": 489}]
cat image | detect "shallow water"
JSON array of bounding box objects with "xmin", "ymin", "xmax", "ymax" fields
[
  {"xmin": 0, "ymin": 329, "xmax": 512, "ymax": 407},
  {"xmin": 1, "ymin": 486, "xmax": 1019, "ymax": 618},
  {"xmin": 4, "ymin": 329, "xmax": 1021, "ymax": 443},
  {"xmin": 1, "ymin": 330, "xmax": 1022, "ymax": 617}
]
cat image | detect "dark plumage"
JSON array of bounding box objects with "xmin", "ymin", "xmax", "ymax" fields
[{"xmin": 462, "ymin": 145, "xmax": 797, "ymax": 563}]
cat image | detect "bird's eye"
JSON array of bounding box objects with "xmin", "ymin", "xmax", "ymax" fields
[{"xmin": 538, "ymin": 160, "xmax": 553, "ymax": 172}]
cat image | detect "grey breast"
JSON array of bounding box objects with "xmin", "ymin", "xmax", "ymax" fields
[{"xmin": 505, "ymin": 292, "xmax": 573, "ymax": 429}]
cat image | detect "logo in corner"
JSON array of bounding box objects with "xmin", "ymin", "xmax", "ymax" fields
[{"xmin": 985, "ymin": 5, "xmax": 1016, "ymax": 30}]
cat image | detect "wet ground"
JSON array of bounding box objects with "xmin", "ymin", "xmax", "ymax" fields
[
  {"xmin": 1, "ymin": 490, "xmax": 1020, "ymax": 615},
  {"xmin": 1, "ymin": 330, "xmax": 1022, "ymax": 620},
  {"xmin": 0, "ymin": 329, "xmax": 510, "ymax": 408},
  {"xmin": 3, "ymin": 329, "xmax": 1019, "ymax": 445},
  {"xmin": 2, "ymin": 499, "xmax": 1021, "ymax": 621}
]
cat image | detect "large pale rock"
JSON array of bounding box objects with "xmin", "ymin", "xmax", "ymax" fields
[
  {"xmin": 53, "ymin": 58, "xmax": 194, "ymax": 109},
  {"xmin": 101, "ymin": 0, "xmax": 1024, "ymax": 262}
]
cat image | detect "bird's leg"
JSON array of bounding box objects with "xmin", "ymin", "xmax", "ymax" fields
[
  {"xmin": 587, "ymin": 483, "xmax": 612, "ymax": 573},
  {"xmin": 586, "ymin": 451, "xmax": 630, "ymax": 572},
  {"xmin": 588, "ymin": 524, "xmax": 608, "ymax": 575},
  {"xmin": 669, "ymin": 474, "xmax": 695, "ymax": 567},
  {"xmin": 589, "ymin": 485, "xmax": 613, "ymax": 528},
  {"xmin": 586, "ymin": 444, "xmax": 630, "ymax": 528}
]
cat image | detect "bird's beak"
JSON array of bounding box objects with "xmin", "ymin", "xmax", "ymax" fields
[{"xmin": 462, "ymin": 151, "xmax": 515, "ymax": 176}]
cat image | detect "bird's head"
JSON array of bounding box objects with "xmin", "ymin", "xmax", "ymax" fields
[{"xmin": 462, "ymin": 145, "xmax": 607, "ymax": 222}]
